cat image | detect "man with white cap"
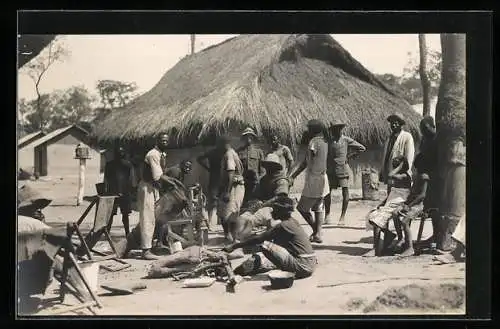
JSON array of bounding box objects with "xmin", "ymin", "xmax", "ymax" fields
[
  {"xmin": 380, "ymin": 113, "xmax": 415, "ymax": 190},
  {"xmin": 237, "ymin": 127, "xmax": 265, "ymax": 206}
]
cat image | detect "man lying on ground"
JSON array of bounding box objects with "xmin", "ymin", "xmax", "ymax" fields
[
  {"xmin": 228, "ymin": 153, "xmax": 291, "ymax": 242},
  {"xmin": 363, "ymin": 156, "xmax": 411, "ymax": 257},
  {"xmin": 146, "ymin": 245, "xmax": 244, "ymax": 279},
  {"xmin": 223, "ymin": 196, "xmax": 317, "ymax": 279}
]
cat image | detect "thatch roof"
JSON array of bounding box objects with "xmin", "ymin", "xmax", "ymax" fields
[{"xmin": 94, "ymin": 34, "xmax": 421, "ymax": 148}]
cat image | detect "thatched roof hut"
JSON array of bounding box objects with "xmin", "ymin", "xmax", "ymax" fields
[{"xmin": 94, "ymin": 34, "xmax": 420, "ymax": 148}]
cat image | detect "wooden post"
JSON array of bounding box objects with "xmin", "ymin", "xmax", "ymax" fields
[
  {"xmin": 75, "ymin": 143, "xmax": 91, "ymax": 206},
  {"xmin": 77, "ymin": 158, "xmax": 86, "ymax": 205}
]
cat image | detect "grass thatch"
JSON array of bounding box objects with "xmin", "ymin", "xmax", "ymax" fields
[{"xmin": 93, "ymin": 34, "xmax": 421, "ymax": 148}]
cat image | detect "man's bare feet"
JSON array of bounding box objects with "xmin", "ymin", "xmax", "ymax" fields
[
  {"xmin": 311, "ymin": 235, "xmax": 323, "ymax": 243},
  {"xmin": 142, "ymin": 249, "xmax": 161, "ymax": 260},
  {"xmin": 398, "ymin": 247, "xmax": 415, "ymax": 257},
  {"xmin": 324, "ymin": 214, "xmax": 334, "ymax": 225},
  {"xmin": 388, "ymin": 239, "xmax": 403, "ymax": 250},
  {"xmin": 362, "ymin": 249, "xmax": 376, "ymax": 257},
  {"xmin": 433, "ymin": 253, "xmax": 457, "ymax": 265},
  {"xmin": 337, "ymin": 217, "xmax": 346, "ymax": 226}
]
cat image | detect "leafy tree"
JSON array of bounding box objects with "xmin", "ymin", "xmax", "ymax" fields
[
  {"xmin": 403, "ymin": 48, "xmax": 442, "ymax": 104},
  {"xmin": 96, "ymin": 80, "xmax": 138, "ymax": 109},
  {"xmin": 50, "ymin": 86, "xmax": 96, "ymax": 129},
  {"xmin": 21, "ymin": 37, "xmax": 70, "ymax": 131},
  {"xmin": 18, "ymin": 86, "xmax": 97, "ymax": 133}
]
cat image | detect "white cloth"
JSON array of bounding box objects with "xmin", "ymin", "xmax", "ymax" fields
[
  {"xmin": 137, "ymin": 180, "xmax": 159, "ymax": 249},
  {"xmin": 302, "ymin": 172, "xmax": 330, "ymax": 198},
  {"xmin": 365, "ymin": 187, "xmax": 410, "ymax": 230},
  {"xmin": 381, "ymin": 130, "xmax": 415, "ymax": 181},
  {"xmin": 18, "ymin": 215, "xmax": 51, "ymax": 234},
  {"xmin": 452, "ymin": 214, "xmax": 466, "ymax": 247},
  {"xmin": 145, "ymin": 147, "xmax": 167, "ymax": 181},
  {"xmin": 301, "ymin": 136, "xmax": 329, "ymax": 198}
]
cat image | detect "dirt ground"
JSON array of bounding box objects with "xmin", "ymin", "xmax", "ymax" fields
[{"xmin": 19, "ymin": 174, "xmax": 465, "ymax": 316}]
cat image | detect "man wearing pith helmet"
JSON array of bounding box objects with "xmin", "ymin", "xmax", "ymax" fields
[{"xmin": 237, "ymin": 127, "xmax": 265, "ymax": 206}]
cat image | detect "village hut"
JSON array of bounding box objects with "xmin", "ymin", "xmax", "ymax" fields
[
  {"xmin": 20, "ymin": 125, "xmax": 106, "ymax": 178},
  {"xmin": 94, "ymin": 34, "xmax": 421, "ymax": 190}
]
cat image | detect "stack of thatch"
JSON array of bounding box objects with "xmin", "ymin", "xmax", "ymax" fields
[{"xmin": 94, "ymin": 34, "xmax": 421, "ymax": 148}]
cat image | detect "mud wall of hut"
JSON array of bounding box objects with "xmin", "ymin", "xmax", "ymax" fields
[{"xmin": 115, "ymin": 138, "xmax": 385, "ymax": 196}]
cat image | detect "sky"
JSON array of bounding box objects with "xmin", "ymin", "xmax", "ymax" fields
[{"xmin": 17, "ymin": 34, "xmax": 441, "ymax": 102}]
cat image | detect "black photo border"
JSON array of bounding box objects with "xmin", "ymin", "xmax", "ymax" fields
[{"xmin": 5, "ymin": 9, "xmax": 493, "ymax": 327}]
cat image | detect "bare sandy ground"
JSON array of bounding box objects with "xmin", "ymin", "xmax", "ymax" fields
[{"xmin": 19, "ymin": 175, "xmax": 465, "ymax": 316}]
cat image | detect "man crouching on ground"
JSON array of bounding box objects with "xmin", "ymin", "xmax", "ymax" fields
[
  {"xmin": 228, "ymin": 153, "xmax": 291, "ymax": 241},
  {"xmin": 223, "ymin": 196, "xmax": 317, "ymax": 279}
]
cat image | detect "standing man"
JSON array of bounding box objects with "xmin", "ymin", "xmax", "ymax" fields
[
  {"xmin": 269, "ymin": 134, "xmax": 294, "ymax": 176},
  {"xmin": 237, "ymin": 128, "xmax": 265, "ymax": 207},
  {"xmin": 197, "ymin": 147, "xmax": 224, "ymax": 227},
  {"xmin": 324, "ymin": 123, "xmax": 366, "ymax": 225},
  {"xmin": 217, "ymin": 135, "xmax": 246, "ymax": 242},
  {"xmin": 137, "ymin": 132, "xmax": 174, "ymax": 260},
  {"xmin": 104, "ymin": 144, "xmax": 137, "ymax": 236},
  {"xmin": 417, "ymin": 116, "xmax": 440, "ymax": 247},
  {"xmin": 289, "ymin": 119, "xmax": 330, "ymax": 243},
  {"xmin": 380, "ymin": 113, "xmax": 415, "ymax": 191}
]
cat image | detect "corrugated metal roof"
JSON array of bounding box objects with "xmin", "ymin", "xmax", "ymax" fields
[
  {"xmin": 29, "ymin": 125, "xmax": 90, "ymax": 149},
  {"xmin": 18, "ymin": 130, "xmax": 45, "ymax": 146}
]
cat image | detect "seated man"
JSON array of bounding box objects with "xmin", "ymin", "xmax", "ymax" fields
[
  {"xmin": 228, "ymin": 153, "xmax": 290, "ymax": 242},
  {"xmin": 391, "ymin": 153, "xmax": 431, "ymax": 256},
  {"xmin": 114, "ymin": 178, "xmax": 190, "ymax": 258},
  {"xmin": 165, "ymin": 160, "xmax": 193, "ymax": 186},
  {"xmin": 363, "ymin": 156, "xmax": 411, "ymax": 257},
  {"xmin": 223, "ymin": 196, "xmax": 317, "ymax": 279}
]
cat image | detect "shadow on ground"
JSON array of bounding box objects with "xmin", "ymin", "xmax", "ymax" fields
[
  {"xmin": 343, "ymin": 236, "xmax": 373, "ymax": 245},
  {"xmin": 312, "ymin": 244, "xmax": 371, "ymax": 256}
]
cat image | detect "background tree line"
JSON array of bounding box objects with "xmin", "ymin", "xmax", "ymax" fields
[
  {"xmin": 18, "ymin": 37, "xmax": 139, "ymax": 136},
  {"xmin": 376, "ymin": 48, "xmax": 442, "ymax": 107}
]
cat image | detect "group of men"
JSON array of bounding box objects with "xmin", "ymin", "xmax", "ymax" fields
[
  {"xmin": 104, "ymin": 119, "xmax": 366, "ymax": 270},
  {"xmin": 103, "ymin": 112, "xmax": 465, "ymax": 278},
  {"xmin": 365, "ymin": 112, "xmax": 466, "ymax": 261}
]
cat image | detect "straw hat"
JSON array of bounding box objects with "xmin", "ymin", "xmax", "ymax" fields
[
  {"xmin": 18, "ymin": 184, "xmax": 52, "ymax": 209},
  {"xmin": 241, "ymin": 127, "xmax": 257, "ymax": 137},
  {"xmin": 387, "ymin": 112, "xmax": 406, "ymax": 125},
  {"xmin": 261, "ymin": 153, "xmax": 283, "ymax": 171}
]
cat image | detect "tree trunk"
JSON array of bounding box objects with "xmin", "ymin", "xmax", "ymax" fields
[
  {"xmin": 434, "ymin": 33, "xmax": 466, "ymax": 250},
  {"xmin": 418, "ymin": 34, "xmax": 432, "ymax": 117},
  {"xmin": 190, "ymin": 34, "xmax": 195, "ymax": 55}
]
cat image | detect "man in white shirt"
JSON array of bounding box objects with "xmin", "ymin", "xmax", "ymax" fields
[{"xmin": 137, "ymin": 132, "xmax": 173, "ymax": 260}]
